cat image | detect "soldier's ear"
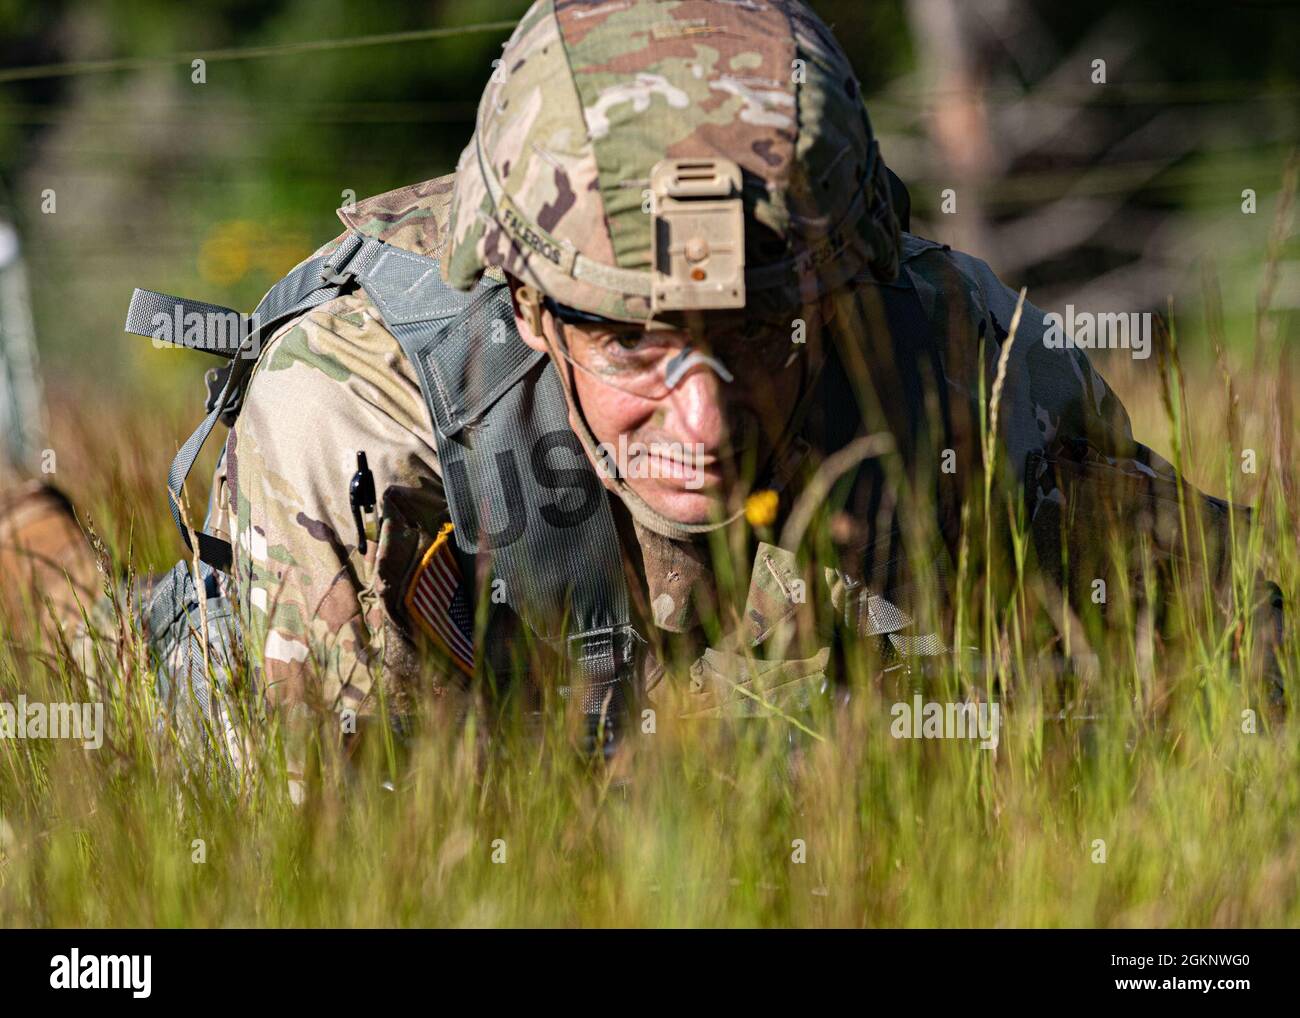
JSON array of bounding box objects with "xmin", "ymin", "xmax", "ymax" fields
[{"xmin": 506, "ymin": 275, "xmax": 549, "ymax": 353}]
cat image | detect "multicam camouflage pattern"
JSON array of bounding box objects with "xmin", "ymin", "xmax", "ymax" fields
[
  {"xmin": 675, "ymin": 543, "xmax": 832, "ymax": 719},
  {"xmin": 20, "ymin": 1, "xmax": 1270, "ymax": 743},
  {"xmin": 442, "ymin": 0, "xmax": 900, "ymax": 321},
  {"xmin": 6, "ymin": 172, "xmax": 1275, "ymax": 739},
  {"xmin": 440, "ymin": 0, "xmax": 904, "ymax": 547},
  {"xmin": 224, "ymin": 179, "xmax": 466, "ymax": 724},
  {"xmin": 213, "ymin": 170, "xmax": 1281, "ymax": 727}
]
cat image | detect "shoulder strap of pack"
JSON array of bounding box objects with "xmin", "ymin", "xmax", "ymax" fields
[
  {"xmin": 124, "ymin": 233, "xmax": 385, "ymax": 570},
  {"xmin": 349, "ymin": 246, "xmax": 637, "ymax": 717},
  {"xmin": 127, "ymin": 232, "xmax": 636, "ymax": 717}
]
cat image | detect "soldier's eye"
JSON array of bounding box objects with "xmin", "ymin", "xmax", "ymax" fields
[
  {"xmin": 598, "ymin": 332, "xmax": 661, "ymax": 363},
  {"xmin": 612, "ymin": 332, "xmax": 646, "ymax": 351}
]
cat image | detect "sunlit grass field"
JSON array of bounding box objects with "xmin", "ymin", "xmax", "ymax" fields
[{"xmin": 1, "ymin": 286, "xmax": 1297, "ymax": 928}]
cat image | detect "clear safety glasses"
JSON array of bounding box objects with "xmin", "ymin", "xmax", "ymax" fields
[{"xmin": 543, "ymin": 295, "xmax": 812, "ymax": 401}]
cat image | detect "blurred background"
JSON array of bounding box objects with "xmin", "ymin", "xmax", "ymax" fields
[{"xmin": 0, "ymin": 0, "xmax": 1296, "ymax": 551}]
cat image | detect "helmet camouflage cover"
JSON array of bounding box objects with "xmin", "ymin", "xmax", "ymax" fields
[{"xmin": 442, "ymin": 0, "xmax": 900, "ymax": 323}]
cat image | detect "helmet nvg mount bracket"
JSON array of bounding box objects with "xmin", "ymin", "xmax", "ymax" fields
[{"xmin": 649, "ymin": 157, "xmax": 746, "ymax": 315}]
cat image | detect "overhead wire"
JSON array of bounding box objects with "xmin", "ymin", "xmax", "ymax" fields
[{"xmin": 0, "ymin": 20, "xmax": 518, "ymax": 85}]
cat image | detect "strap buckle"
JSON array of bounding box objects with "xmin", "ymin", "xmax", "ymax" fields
[
  {"xmin": 321, "ymin": 268, "xmax": 354, "ymax": 286},
  {"xmin": 319, "ymin": 232, "xmax": 367, "ymax": 286}
]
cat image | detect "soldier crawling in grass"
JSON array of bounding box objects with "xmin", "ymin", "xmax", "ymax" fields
[{"xmin": 0, "ymin": 0, "xmax": 1283, "ymax": 772}]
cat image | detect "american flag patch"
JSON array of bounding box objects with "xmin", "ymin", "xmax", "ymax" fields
[{"xmin": 404, "ymin": 522, "xmax": 474, "ymax": 677}]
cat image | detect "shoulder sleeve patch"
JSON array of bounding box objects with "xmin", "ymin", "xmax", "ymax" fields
[{"xmin": 404, "ymin": 522, "xmax": 474, "ymax": 677}]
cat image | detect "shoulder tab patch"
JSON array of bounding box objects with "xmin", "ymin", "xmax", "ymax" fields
[
  {"xmin": 336, "ymin": 174, "xmax": 456, "ymax": 258},
  {"xmin": 404, "ymin": 522, "xmax": 474, "ymax": 677}
]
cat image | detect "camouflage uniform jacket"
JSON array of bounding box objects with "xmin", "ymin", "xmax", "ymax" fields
[{"xmin": 219, "ymin": 174, "xmax": 1273, "ymax": 724}]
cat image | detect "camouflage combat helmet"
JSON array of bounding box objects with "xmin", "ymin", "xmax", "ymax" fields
[{"xmin": 442, "ymin": 0, "xmax": 901, "ymax": 325}]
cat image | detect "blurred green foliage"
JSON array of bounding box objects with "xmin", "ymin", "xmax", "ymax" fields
[{"xmin": 0, "ymin": 0, "xmax": 1294, "ymax": 398}]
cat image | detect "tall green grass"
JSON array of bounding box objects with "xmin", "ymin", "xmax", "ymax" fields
[{"xmin": 2, "ymin": 227, "xmax": 1297, "ymax": 928}]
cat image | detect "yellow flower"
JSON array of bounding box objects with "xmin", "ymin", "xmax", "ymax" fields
[
  {"xmin": 744, "ymin": 489, "xmax": 779, "ymax": 528},
  {"xmin": 198, "ymin": 220, "xmax": 258, "ymax": 287}
]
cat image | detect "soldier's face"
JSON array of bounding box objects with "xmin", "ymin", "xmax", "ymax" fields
[{"xmin": 510, "ymin": 284, "xmax": 808, "ymax": 524}]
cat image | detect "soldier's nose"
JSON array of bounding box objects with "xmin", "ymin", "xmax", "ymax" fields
[{"xmin": 665, "ymin": 369, "xmax": 727, "ymax": 451}]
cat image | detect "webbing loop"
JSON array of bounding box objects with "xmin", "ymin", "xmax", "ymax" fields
[{"xmin": 126, "ymin": 237, "xmax": 388, "ymax": 570}]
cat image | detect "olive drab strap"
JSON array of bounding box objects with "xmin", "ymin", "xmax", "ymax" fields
[{"xmin": 125, "ymin": 232, "xmax": 638, "ymax": 715}]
